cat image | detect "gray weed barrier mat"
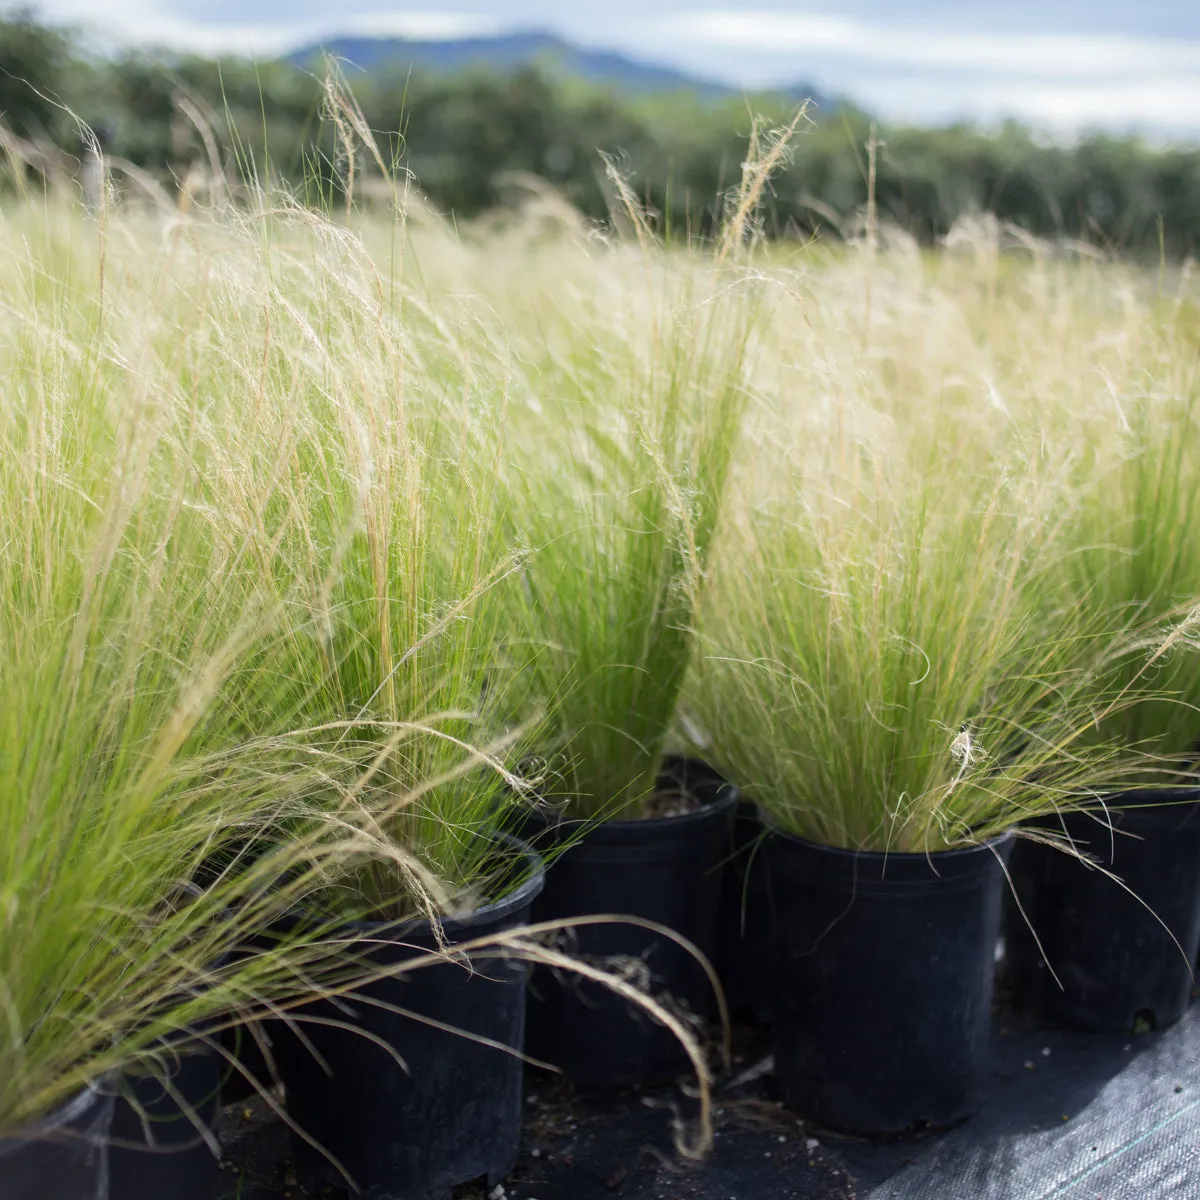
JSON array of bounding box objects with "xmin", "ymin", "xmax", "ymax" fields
[{"xmin": 215, "ymin": 1002, "xmax": 1200, "ymax": 1200}]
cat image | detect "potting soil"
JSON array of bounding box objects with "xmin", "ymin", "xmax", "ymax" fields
[{"xmin": 216, "ymin": 1000, "xmax": 1200, "ymax": 1200}]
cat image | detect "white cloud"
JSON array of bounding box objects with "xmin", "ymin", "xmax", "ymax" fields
[
  {"xmin": 650, "ymin": 10, "xmax": 1200, "ymax": 135},
  {"xmin": 971, "ymin": 77, "xmax": 1200, "ymax": 132},
  {"xmin": 815, "ymin": 71, "xmax": 1200, "ymax": 141},
  {"xmin": 670, "ymin": 11, "xmax": 1200, "ymax": 79},
  {"xmin": 15, "ymin": 2, "xmax": 501, "ymax": 56}
]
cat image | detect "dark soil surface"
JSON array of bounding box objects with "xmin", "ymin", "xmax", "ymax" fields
[
  {"xmin": 213, "ymin": 998, "xmax": 1200, "ymax": 1200},
  {"xmin": 640, "ymin": 784, "xmax": 708, "ymax": 820},
  {"xmin": 215, "ymin": 1050, "xmax": 855, "ymax": 1200}
]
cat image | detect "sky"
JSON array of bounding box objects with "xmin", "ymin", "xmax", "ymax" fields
[{"xmin": 14, "ymin": 1, "xmax": 1200, "ymax": 138}]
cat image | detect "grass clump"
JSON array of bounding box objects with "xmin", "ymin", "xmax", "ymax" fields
[
  {"xmin": 502, "ymin": 263, "xmax": 751, "ymax": 822},
  {"xmin": 1053, "ymin": 350, "xmax": 1200, "ymax": 778},
  {"xmin": 0, "ymin": 210, "xmax": 393, "ymax": 1130},
  {"xmin": 493, "ymin": 124, "xmax": 805, "ymax": 823},
  {"xmin": 142, "ymin": 204, "xmax": 541, "ymax": 923},
  {"xmin": 686, "ymin": 408, "xmax": 1132, "ymax": 853}
]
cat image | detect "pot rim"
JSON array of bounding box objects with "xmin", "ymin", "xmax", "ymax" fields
[
  {"xmin": 530, "ymin": 757, "xmax": 739, "ymax": 837},
  {"xmin": 759, "ymin": 808, "xmax": 1014, "ymax": 864},
  {"xmin": 1031, "ymin": 787, "xmax": 1200, "ymax": 837},
  {"xmin": 1080, "ymin": 785, "xmax": 1200, "ymax": 807},
  {"xmin": 1, "ymin": 1078, "xmax": 111, "ymax": 1148},
  {"xmin": 279, "ymin": 834, "xmax": 545, "ymax": 941}
]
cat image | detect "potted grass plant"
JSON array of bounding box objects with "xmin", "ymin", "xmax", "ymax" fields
[
  {"xmin": 686, "ymin": 426, "xmax": 1129, "ymax": 1134},
  {"xmin": 497, "ymin": 258, "xmax": 752, "ymax": 1087},
  {"xmin": 1004, "ymin": 375, "xmax": 1200, "ymax": 1033},
  {"xmin": 263, "ymin": 550, "xmax": 547, "ymax": 1200},
  {"xmin": 0, "ymin": 253, "xmax": 433, "ymax": 1200},
  {"xmin": 0, "ymin": 229, "xmax": 250, "ymax": 1200},
  {"xmin": 178, "ymin": 211, "xmax": 556, "ymax": 1198}
]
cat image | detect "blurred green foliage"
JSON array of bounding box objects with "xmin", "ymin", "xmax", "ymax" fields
[{"xmin": 2, "ymin": 11, "xmax": 1198, "ymax": 257}]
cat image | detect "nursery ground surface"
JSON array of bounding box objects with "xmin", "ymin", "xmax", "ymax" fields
[{"xmin": 216, "ymin": 1001, "xmax": 1200, "ymax": 1200}]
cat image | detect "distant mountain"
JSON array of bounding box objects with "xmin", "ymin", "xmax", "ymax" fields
[{"xmin": 286, "ymin": 30, "xmax": 826, "ymax": 105}]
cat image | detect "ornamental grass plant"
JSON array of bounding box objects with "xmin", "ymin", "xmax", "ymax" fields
[
  {"xmin": 686, "ymin": 434, "xmax": 1131, "ymax": 853},
  {"xmin": 0, "ymin": 203, "xmax": 452, "ymax": 1134},
  {"xmin": 491, "ymin": 123, "xmax": 808, "ymax": 823},
  {"xmin": 1050, "ymin": 346, "xmax": 1200, "ymax": 780},
  {"xmin": 164, "ymin": 200, "xmax": 540, "ymax": 922},
  {"xmin": 502, "ymin": 280, "xmax": 751, "ymax": 821}
]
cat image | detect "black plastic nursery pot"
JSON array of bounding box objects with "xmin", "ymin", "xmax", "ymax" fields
[
  {"xmin": 275, "ymin": 842, "xmax": 544, "ymax": 1200},
  {"xmin": 0, "ymin": 1084, "xmax": 114, "ymax": 1200},
  {"xmin": 1004, "ymin": 790, "xmax": 1200, "ymax": 1034},
  {"xmin": 524, "ymin": 756, "xmax": 738, "ymax": 1088},
  {"xmin": 715, "ymin": 799, "xmax": 774, "ymax": 1025},
  {"xmin": 766, "ymin": 820, "xmax": 1012, "ymax": 1135},
  {"xmin": 108, "ymin": 1037, "xmax": 222, "ymax": 1200}
]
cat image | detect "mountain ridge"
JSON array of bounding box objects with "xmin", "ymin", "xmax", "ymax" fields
[{"xmin": 285, "ymin": 30, "xmax": 826, "ymax": 104}]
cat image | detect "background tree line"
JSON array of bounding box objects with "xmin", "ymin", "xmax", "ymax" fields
[{"xmin": 2, "ymin": 10, "xmax": 1198, "ymax": 257}]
